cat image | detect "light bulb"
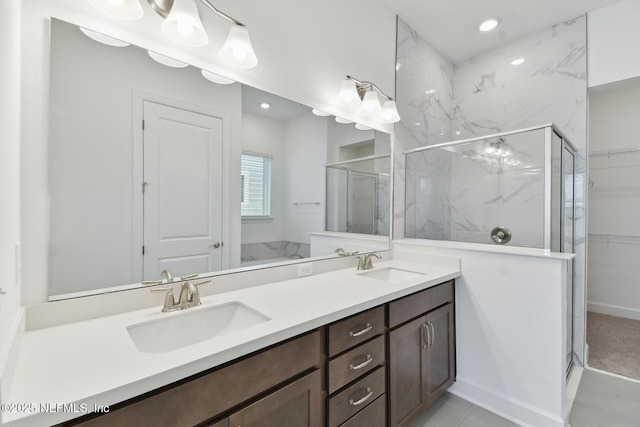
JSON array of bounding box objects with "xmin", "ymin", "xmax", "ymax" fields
[
  {"xmin": 176, "ymin": 20, "xmax": 195, "ymax": 37},
  {"xmin": 337, "ymin": 78, "xmax": 361, "ymax": 108},
  {"xmin": 161, "ymin": 0, "xmax": 209, "ymax": 47},
  {"xmin": 86, "ymin": 0, "xmax": 143, "ymax": 20},
  {"xmin": 219, "ymin": 25, "xmax": 258, "ymax": 69}
]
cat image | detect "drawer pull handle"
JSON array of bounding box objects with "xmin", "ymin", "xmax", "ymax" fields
[
  {"xmin": 349, "ymin": 387, "xmax": 373, "ymax": 406},
  {"xmin": 349, "ymin": 322, "xmax": 373, "ymax": 337},
  {"xmin": 349, "ymin": 354, "xmax": 373, "ymax": 370}
]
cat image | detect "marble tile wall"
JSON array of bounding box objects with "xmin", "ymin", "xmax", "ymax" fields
[{"xmin": 395, "ymin": 15, "xmax": 587, "ymax": 362}]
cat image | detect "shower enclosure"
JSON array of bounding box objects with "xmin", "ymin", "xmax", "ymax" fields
[
  {"xmin": 404, "ymin": 123, "xmax": 577, "ymax": 374},
  {"xmin": 325, "ymin": 154, "xmax": 391, "ymax": 236}
]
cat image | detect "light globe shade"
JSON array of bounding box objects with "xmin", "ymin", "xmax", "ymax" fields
[
  {"xmin": 380, "ymin": 100, "xmax": 401, "ymax": 123},
  {"xmin": 312, "ymin": 109, "xmax": 331, "ymax": 117},
  {"xmin": 355, "ymin": 123, "xmax": 372, "ymax": 131},
  {"xmin": 337, "ymin": 78, "xmax": 361, "ymax": 108},
  {"xmin": 80, "ymin": 27, "xmax": 130, "ymax": 47},
  {"xmin": 148, "ymin": 51, "xmax": 189, "ymax": 68},
  {"xmin": 359, "ymin": 90, "xmax": 382, "ymax": 118},
  {"xmin": 161, "ymin": 0, "xmax": 209, "ymax": 47},
  {"xmin": 201, "ymin": 69, "xmax": 235, "ymax": 85},
  {"xmin": 219, "ymin": 25, "xmax": 258, "ymax": 69},
  {"xmin": 86, "ymin": 0, "xmax": 143, "ymax": 21},
  {"xmin": 335, "ymin": 117, "xmax": 353, "ymax": 124}
]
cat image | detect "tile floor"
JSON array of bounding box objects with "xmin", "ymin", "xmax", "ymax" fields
[
  {"xmin": 410, "ymin": 369, "xmax": 640, "ymax": 427},
  {"xmin": 409, "ymin": 392, "xmax": 518, "ymax": 427}
]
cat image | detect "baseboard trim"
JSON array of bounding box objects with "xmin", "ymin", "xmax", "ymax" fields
[
  {"xmin": 450, "ymin": 377, "xmax": 564, "ymax": 427},
  {"xmin": 587, "ymin": 302, "xmax": 640, "ymax": 321},
  {"xmin": 0, "ymin": 308, "xmax": 25, "ymax": 409}
]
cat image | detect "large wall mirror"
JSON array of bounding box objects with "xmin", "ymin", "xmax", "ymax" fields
[{"xmin": 48, "ymin": 19, "xmax": 391, "ymax": 299}]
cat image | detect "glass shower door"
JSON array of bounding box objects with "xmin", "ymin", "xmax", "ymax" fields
[{"xmin": 562, "ymin": 141, "xmax": 576, "ymax": 376}]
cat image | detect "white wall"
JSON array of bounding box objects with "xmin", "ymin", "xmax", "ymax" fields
[
  {"xmin": 240, "ymin": 113, "xmax": 286, "ymax": 244},
  {"xmin": 284, "ymin": 113, "xmax": 328, "ymax": 244},
  {"xmin": 0, "ymin": 0, "xmax": 22, "ymax": 355},
  {"xmin": 394, "ymin": 241, "xmax": 571, "ymax": 427},
  {"xmin": 587, "ymin": 78, "xmax": 640, "ymax": 319},
  {"xmin": 588, "ymin": 0, "xmax": 640, "ymax": 88},
  {"xmin": 20, "ymin": 0, "xmax": 396, "ymax": 304}
]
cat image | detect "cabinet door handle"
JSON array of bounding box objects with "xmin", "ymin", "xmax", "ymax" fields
[
  {"xmin": 421, "ymin": 323, "xmax": 430, "ymax": 348},
  {"xmin": 349, "ymin": 354, "xmax": 373, "ymax": 370},
  {"xmin": 429, "ymin": 321, "xmax": 436, "ymax": 347},
  {"xmin": 349, "ymin": 322, "xmax": 373, "ymax": 337},
  {"xmin": 349, "ymin": 387, "xmax": 373, "ymax": 406}
]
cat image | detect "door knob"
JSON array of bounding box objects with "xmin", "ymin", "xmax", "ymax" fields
[{"xmin": 209, "ymin": 242, "xmax": 222, "ymax": 249}]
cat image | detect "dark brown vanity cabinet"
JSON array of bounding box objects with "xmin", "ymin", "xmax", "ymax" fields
[
  {"xmin": 388, "ymin": 282, "xmax": 456, "ymax": 427},
  {"xmin": 66, "ymin": 280, "xmax": 455, "ymax": 427}
]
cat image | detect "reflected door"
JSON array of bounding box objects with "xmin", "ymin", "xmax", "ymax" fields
[{"xmin": 142, "ymin": 101, "xmax": 223, "ymax": 280}]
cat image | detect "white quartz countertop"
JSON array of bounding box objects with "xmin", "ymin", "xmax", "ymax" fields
[{"xmin": 2, "ymin": 260, "xmax": 459, "ymax": 426}]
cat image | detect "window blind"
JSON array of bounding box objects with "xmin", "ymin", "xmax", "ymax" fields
[{"xmin": 241, "ymin": 153, "xmax": 272, "ymax": 217}]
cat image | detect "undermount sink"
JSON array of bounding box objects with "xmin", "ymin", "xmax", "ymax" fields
[
  {"xmin": 127, "ymin": 301, "xmax": 271, "ymax": 353},
  {"xmin": 359, "ymin": 267, "xmax": 424, "ymax": 283}
]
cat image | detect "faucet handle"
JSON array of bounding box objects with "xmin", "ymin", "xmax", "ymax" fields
[
  {"xmin": 356, "ymin": 255, "xmax": 366, "ymax": 270},
  {"xmin": 142, "ymin": 280, "xmax": 162, "ymax": 285},
  {"xmin": 180, "ymin": 273, "xmax": 198, "ymax": 281},
  {"xmin": 151, "ymin": 287, "xmax": 176, "ymax": 312},
  {"xmin": 193, "ymin": 279, "xmax": 212, "ymax": 287}
]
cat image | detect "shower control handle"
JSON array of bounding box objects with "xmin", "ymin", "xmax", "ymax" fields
[{"xmin": 490, "ymin": 226, "xmax": 512, "ymax": 244}]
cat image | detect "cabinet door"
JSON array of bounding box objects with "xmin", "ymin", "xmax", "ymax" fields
[
  {"xmin": 228, "ymin": 370, "xmax": 322, "ymax": 427},
  {"xmin": 388, "ymin": 315, "xmax": 428, "ymax": 427},
  {"xmin": 388, "ymin": 303, "xmax": 456, "ymax": 427},
  {"xmin": 424, "ymin": 303, "xmax": 455, "ymax": 405}
]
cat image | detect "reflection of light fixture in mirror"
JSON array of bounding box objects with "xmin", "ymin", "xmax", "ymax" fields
[
  {"xmin": 201, "ymin": 69, "xmax": 235, "ymax": 84},
  {"xmin": 510, "ymin": 58, "xmax": 525, "ymax": 66},
  {"xmin": 338, "ymin": 76, "xmax": 401, "ymax": 123},
  {"xmin": 478, "ymin": 17, "xmax": 500, "ymax": 32},
  {"xmin": 79, "ymin": 27, "xmax": 130, "ymax": 47},
  {"xmin": 424, "ymin": 89, "xmax": 437, "ymax": 95},
  {"xmin": 86, "ymin": 0, "xmax": 144, "ymax": 21},
  {"xmin": 312, "ymin": 109, "xmax": 330, "ymax": 116},
  {"xmin": 335, "ymin": 117, "xmax": 353, "ymax": 124},
  {"xmin": 355, "ymin": 123, "xmax": 372, "ymax": 131},
  {"xmin": 148, "ymin": 50, "xmax": 189, "ymax": 68},
  {"xmin": 260, "ymin": 102, "xmax": 271, "ymax": 109},
  {"xmin": 161, "ymin": 0, "xmax": 209, "ymax": 47},
  {"xmin": 147, "ymin": 0, "xmax": 258, "ymax": 68}
]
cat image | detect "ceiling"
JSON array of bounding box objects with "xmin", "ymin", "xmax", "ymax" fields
[
  {"xmin": 376, "ymin": 0, "xmax": 622, "ymax": 63},
  {"xmin": 242, "ymin": 85, "xmax": 310, "ymax": 122}
]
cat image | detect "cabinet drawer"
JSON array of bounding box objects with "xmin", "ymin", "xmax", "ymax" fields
[
  {"xmin": 328, "ymin": 335, "xmax": 385, "ymax": 394},
  {"xmin": 328, "ymin": 367, "xmax": 385, "ymax": 427},
  {"xmin": 73, "ymin": 331, "xmax": 321, "ymax": 427},
  {"xmin": 329, "ymin": 306, "xmax": 384, "ymax": 356},
  {"xmin": 340, "ymin": 394, "xmax": 385, "ymax": 427},
  {"xmin": 388, "ymin": 281, "xmax": 453, "ymax": 328}
]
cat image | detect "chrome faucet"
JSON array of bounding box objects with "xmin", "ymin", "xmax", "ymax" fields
[
  {"xmin": 356, "ymin": 252, "xmax": 382, "ymax": 270},
  {"xmin": 142, "ymin": 269, "xmax": 175, "ymax": 286},
  {"xmin": 151, "ymin": 279, "xmax": 211, "ymax": 312},
  {"xmin": 335, "ymin": 248, "xmax": 360, "ymax": 257}
]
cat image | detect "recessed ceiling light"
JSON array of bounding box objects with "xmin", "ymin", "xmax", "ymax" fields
[
  {"xmin": 415, "ymin": 122, "xmax": 422, "ymax": 126},
  {"xmin": 424, "ymin": 89, "xmax": 437, "ymax": 95},
  {"xmin": 455, "ymin": 130, "xmax": 461, "ymax": 135},
  {"xmin": 478, "ymin": 18, "xmax": 500, "ymax": 32},
  {"xmin": 510, "ymin": 58, "xmax": 525, "ymax": 66},
  {"xmin": 312, "ymin": 108, "xmax": 330, "ymax": 116},
  {"xmin": 260, "ymin": 102, "xmax": 271, "ymax": 109},
  {"xmin": 396, "ymin": 63, "xmax": 401, "ymax": 71}
]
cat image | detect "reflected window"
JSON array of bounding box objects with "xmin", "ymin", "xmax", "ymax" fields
[{"xmin": 241, "ymin": 153, "xmax": 272, "ymax": 217}]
